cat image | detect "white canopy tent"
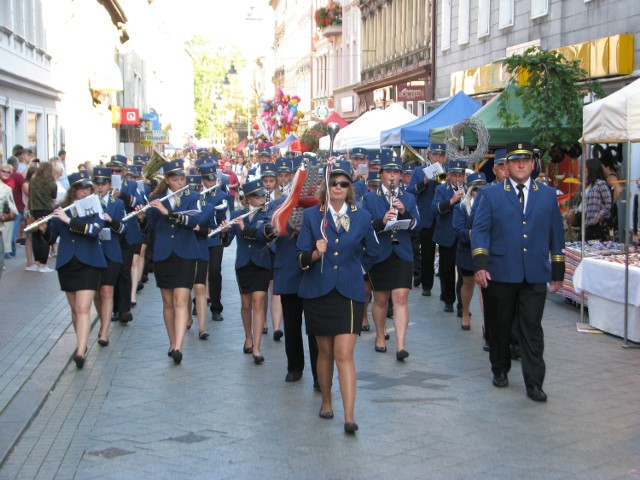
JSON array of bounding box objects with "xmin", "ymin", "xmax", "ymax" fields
[
  {"xmin": 318, "ymin": 103, "xmax": 417, "ymax": 152},
  {"xmin": 581, "ymin": 78, "xmax": 640, "ymax": 346}
]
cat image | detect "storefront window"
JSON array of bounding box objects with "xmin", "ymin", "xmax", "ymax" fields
[
  {"xmin": 47, "ymin": 113, "xmax": 57, "ymax": 159},
  {"xmin": 27, "ymin": 111, "xmax": 37, "ymax": 156}
]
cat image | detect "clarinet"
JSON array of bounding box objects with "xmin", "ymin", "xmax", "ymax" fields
[{"xmin": 388, "ymin": 181, "xmax": 400, "ymax": 246}]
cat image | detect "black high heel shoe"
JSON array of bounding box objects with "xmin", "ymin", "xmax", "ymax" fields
[
  {"xmin": 252, "ymin": 354, "xmax": 264, "ymax": 364},
  {"xmin": 243, "ymin": 343, "xmax": 254, "ymax": 354},
  {"xmin": 73, "ymin": 347, "xmax": 88, "ymax": 369},
  {"xmin": 171, "ymin": 350, "xmax": 183, "ymax": 364},
  {"xmin": 98, "ymin": 336, "xmax": 109, "ymax": 347},
  {"xmin": 344, "ymin": 422, "xmax": 359, "ymax": 434}
]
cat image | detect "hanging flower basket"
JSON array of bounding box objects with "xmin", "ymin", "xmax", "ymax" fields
[{"xmin": 314, "ymin": 2, "xmax": 342, "ymax": 31}]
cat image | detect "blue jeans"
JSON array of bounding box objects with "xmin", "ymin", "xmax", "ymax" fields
[{"xmin": 10, "ymin": 211, "xmax": 23, "ymax": 256}]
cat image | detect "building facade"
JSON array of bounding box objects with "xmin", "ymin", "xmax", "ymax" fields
[
  {"xmin": 436, "ymin": 0, "xmax": 640, "ymax": 101},
  {"xmin": 0, "ymin": 0, "xmax": 59, "ymax": 163}
]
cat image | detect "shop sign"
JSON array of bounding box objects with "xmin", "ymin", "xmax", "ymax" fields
[{"xmin": 397, "ymin": 83, "xmax": 425, "ymax": 101}]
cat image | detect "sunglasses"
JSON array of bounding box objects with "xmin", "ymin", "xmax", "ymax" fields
[
  {"xmin": 110, "ymin": 168, "xmax": 123, "ymax": 173},
  {"xmin": 329, "ymin": 181, "xmax": 350, "ymax": 188}
]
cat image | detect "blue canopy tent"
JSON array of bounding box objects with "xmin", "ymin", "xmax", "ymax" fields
[{"xmin": 380, "ymin": 91, "xmax": 482, "ymax": 148}]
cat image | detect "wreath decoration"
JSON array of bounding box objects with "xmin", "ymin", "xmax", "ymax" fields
[{"xmin": 444, "ymin": 117, "xmax": 490, "ymax": 166}]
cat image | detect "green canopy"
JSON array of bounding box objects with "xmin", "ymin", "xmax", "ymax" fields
[{"xmin": 429, "ymin": 86, "xmax": 532, "ymax": 147}]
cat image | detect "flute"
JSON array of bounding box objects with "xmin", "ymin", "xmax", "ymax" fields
[
  {"xmin": 200, "ymin": 184, "xmax": 220, "ymax": 197},
  {"xmin": 207, "ymin": 207, "xmax": 258, "ymax": 238},
  {"xmin": 24, "ymin": 203, "xmax": 76, "ymax": 232},
  {"xmin": 122, "ymin": 185, "xmax": 189, "ymax": 222}
]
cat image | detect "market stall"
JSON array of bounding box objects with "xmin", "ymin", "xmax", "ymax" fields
[{"xmin": 573, "ymin": 254, "xmax": 640, "ymax": 342}]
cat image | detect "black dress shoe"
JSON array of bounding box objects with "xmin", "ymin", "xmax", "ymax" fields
[
  {"xmin": 526, "ymin": 385, "xmax": 548, "ymax": 402},
  {"xmin": 510, "ymin": 343, "xmax": 521, "ymax": 360},
  {"xmin": 492, "ymin": 372, "xmax": 509, "ymax": 388},
  {"xmin": 119, "ymin": 311, "xmax": 133, "ymax": 324},
  {"xmin": 273, "ymin": 330, "xmax": 284, "ymax": 341},
  {"xmin": 242, "ymin": 343, "xmax": 253, "ymax": 354},
  {"xmin": 483, "ymin": 339, "xmax": 490, "ymax": 352},
  {"xmin": 396, "ymin": 349, "xmax": 409, "ymax": 361},
  {"xmin": 73, "ymin": 353, "xmax": 85, "ymax": 369},
  {"xmin": 413, "ymin": 275, "xmax": 421, "ymax": 287},
  {"xmin": 344, "ymin": 422, "xmax": 359, "ymax": 434},
  {"xmin": 171, "ymin": 350, "xmax": 183, "ymax": 365},
  {"xmin": 211, "ymin": 312, "xmax": 224, "ymax": 322},
  {"xmin": 319, "ymin": 409, "xmax": 334, "ymax": 419},
  {"xmin": 285, "ymin": 371, "xmax": 302, "ymax": 382},
  {"xmin": 253, "ymin": 354, "xmax": 265, "ymax": 364},
  {"xmin": 421, "ymin": 289, "xmax": 431, "ymax": 297},
  {"xmin": 444, "ymin": 304, "xmax": 454, "ymax": 313},
  {"xmin": 97, "ymin": 338, "xmax": 109, "ymax": 347}
]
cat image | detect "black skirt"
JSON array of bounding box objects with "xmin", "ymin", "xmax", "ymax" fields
[
  {"xmin": 235, "ymin": 262, "xmax": 271, "ymax": 294},
  {"xmin": 368, "ymin": 252, "xmax": 413, "ymax": 291},
  {"xmin": 99, "ymin": 258, "xmax": 121, "ymax": 287},
  {"xmin": 154, "ymin": 253, "xmax": 196, "ymax": 289},
  {"xmin": 303, "ymin": 289, "xmax": 364, "ymax": 336},
  {"xmin": 58, "ymin": 256, "xmax": 102, "ymax": 292},
  {"xmin": 194, "ymin": 259, "xmax": 209, "ymax": 285}
]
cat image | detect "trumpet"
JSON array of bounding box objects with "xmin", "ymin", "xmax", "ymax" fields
[
  {"xmin": 207, "ymin": 207, "xmax": 259, "ymax": 238},
  {"xmin": 24, "ymin": 203, "xmax": 76, "ymax": 233},
  {"xmin": 423, "ymin": 162, "xmax": 447, "ymax": 184},
  {"xmin": 121, "ymin": 184, "xmax": 189, "ymax": 222}
]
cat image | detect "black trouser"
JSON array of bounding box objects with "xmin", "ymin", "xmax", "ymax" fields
[
  {"xmin": 438, "ymin": 242, "xmax": 457, "ymax": 305},
  {"xmin": 419, "ymin": 226, "xmax": 436, "ymax": 290},
  {"xmin": 207, "ymin": 245, "xmax": 224, "ymax": 314},
  {"xmin": 481, "ymin": 286, "xmax": 519, "ymax": 347},
  {"xmin": 411, "ymin": 234, "xmax": 421, "ymax": 279},
  {"xmin": 114, "ymin": 240, "xmax": 136, "ymax": 314},
  {"xmin": 281, "ymin": 293, "xmax": 318, "ymax": 381},
  {"xmin": 31, "ymin": 209, "xmax": 52, "ymax": 264},
  {"xmin": 484, "ymin": 281, "xmax": 547, "ymax": 388}
]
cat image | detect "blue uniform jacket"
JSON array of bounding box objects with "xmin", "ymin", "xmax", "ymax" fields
[
  {"xmin": 471, "ymin": 179, "xmax": 565, "ymax": 283},
  {"xmin": 362, "ymin": 187, "xmax": 419, "ymax": 264},
  {"xmin": 226, "ymin": 206, "xmax": 273, "ymax": 270},
  {"xmin": 48, "ymin": 213, "xmax": 108, "ymax": 270},
  {"xmin": 407, "ymin": 166, "xmax": 439, "ymax": 229},
  {"xmin": 352, "ymin": 179, "xmax": 367, "ymax": 203},
  {"xmin": 272, "ymin": 229, "xmax": 303, "ymax": 295},
  {"xmin": 296, "ymin": 203, "xmax": 378, "ymax": 302},
  {"xmin": 119, "ymin": 179, "xmax": 144, "ymax": 245},
  {"xmin": 99, "ymin": 196, "xmax": 126, "ymax": 264},
  {"xmin": 432, "ymin": 182, "xmax": 462, "ymax": 248},
  {"xmin": 452, "ymin": 202, "xmax": 473, "ymax": 271},
  {"xmin": 199, "ymin": 188, "xmax": 230, "ymax": 248},
  {"xmin": 194, "ymin": 199, "xmax": 215, "ymax": 261},
  {"xmin": 146, "ymin": 190, "xmax": 202, "ymax": 262}
]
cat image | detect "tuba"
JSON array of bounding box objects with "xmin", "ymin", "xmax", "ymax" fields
[
  {"xmin": 401, "ymin": 142, "xmax": 426, "ymax": 166},
  {"xmin": 143, "ymin": 149, "xmax": 168, "ymax": 182}
]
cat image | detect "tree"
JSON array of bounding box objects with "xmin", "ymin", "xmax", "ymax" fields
[{"xmin": 498, "ymin": 47, "xmax": 604, "ymax": 163}]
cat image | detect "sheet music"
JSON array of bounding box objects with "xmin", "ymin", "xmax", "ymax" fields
[
  {"xmin": 384, "ymin": 219, "xmax": 412, "ymax": 232},
  {"xmin": 111, "ymin": 175, "xmax": 122, "ymax": 191},
  {"xmin": 71, "ymin": 194, "xmax": 104, "ymax": 219}
]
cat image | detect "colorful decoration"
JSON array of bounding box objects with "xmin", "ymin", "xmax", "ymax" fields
[
  {"xmin": 252, "ymin": 88, "xmax": 304, "ymax": 147},
  {"xmin": 314, "ymin": 2, "xmax": 342, "ymax": 30}
]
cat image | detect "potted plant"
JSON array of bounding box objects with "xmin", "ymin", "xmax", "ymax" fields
[{"xmin": 314, "ymin": 1, "xmax": 342, "ymax": 30}]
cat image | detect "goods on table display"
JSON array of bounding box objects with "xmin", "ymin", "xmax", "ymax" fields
[{"xmin": 561, "ymin": 241, "xmax": 623, "ymax": 306}]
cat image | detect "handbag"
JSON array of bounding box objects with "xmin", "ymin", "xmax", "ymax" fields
[{"xmin": 567, "ymin": 210, "xmax": 579, "ymax": 228}]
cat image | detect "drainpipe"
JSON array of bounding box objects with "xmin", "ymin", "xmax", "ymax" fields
[{"xmin": 430, "ymin": 0, "xmax": 437, "ymax": 101}]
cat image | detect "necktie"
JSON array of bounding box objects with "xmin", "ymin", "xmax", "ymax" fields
[
  {"xmin": 336, "ymin": 213, "xmax": 350, "ymax": 232},
  {"xmin": 517, "ymin": 184, "xmax": 525, "ymax": 211}
]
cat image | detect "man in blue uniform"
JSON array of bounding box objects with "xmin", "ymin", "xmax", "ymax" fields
[
  {"xmin": 348, "ymin": 147, "xmax": 369, "ymax": 202},
  {"xmin": 407, "ymin": 143, "xmax": 447, "ymax": 295},
  {"xmin": 472, "ymin": 141, "xmax": 565, "ymax": 402},
  {"xmin": 432, "ymin": 159, "xmax": 466, "ymax": 312}
]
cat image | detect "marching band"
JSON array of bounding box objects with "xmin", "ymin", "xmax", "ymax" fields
[{"xmin": 31, "ymin": 139, "xmax": 564, "ymax": 431}]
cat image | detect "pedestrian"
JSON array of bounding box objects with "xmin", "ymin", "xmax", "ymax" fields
[
  {"xmin": 221, "ymin": 179, "xmax": 274, "ymax": 364},
  {"xmin": 28, "ymin": 161, "xmax": 57, "ymax": 272},
  {"xmin": 91, "ymin": 167, "xmax": 126, "ymax": 347},
  {"xmin": 472, "ymin": 141, "xmax": 565, "ymax": 402},
  {"xmin": 40, "ymin": 171, "xmax": 107, "ymax": 368},
  {"xmin": 573, "ymin": 158, "xmax": 612, "ymax": 241},
  {"xmin": 296, "ymin": 158, "xmax": 377, "ymax": 434},
  {"xmin": 363, "ymin": 152, "xmax": 419, "ymax": 360},
  {"xmin": 141, "ymin": 159, "xmax": 202, "ymax": 364},
  {"xmin": 431, "ymin": 159, "xmax": 467, "ymax": 313},
  {"xmin": 0, "ymin": 172, "xmax": 18, "ymax": 267},
  {"xmin": 406, "ymin": 143, "xmax": 447, "ymax": 296},
  {"xmin": 452, "ymin": 171, "xmax": 487, "ymax": 330}
]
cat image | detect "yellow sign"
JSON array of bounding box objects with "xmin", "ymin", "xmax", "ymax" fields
[{"xmin": 140, "ymin": 140, "xmax": 153, "ymax": 147}]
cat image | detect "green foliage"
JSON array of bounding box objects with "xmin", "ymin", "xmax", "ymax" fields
[
  {"xmin": 497, "ymin": 47, "xmax": 604, "ymax": 163},
  {"xmin": 299, "ymin": 122, "xmax": 328, "ymax": 152}
]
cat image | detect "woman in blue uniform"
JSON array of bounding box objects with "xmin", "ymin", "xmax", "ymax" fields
[
  {"xmin": 143, "ymin": 159, "xmax": 202, "ymax": 364},
  {"xmin": 297, "ymin": 159, "xmax": 378, "ymax": 434},
  {"xmin": 222, "ymin": 179, "xmax": 274, "ymax": 364},
  {"xmin": 92, "ymin": 167, "xmax": 126, "ymax": 346},
  {"xmin": 452, "ymin": 172, "xmax": 486, "ymax": 330},
  {"xmin": 41, "ymin": 171, "xmax": 107, "ymax": 368}
]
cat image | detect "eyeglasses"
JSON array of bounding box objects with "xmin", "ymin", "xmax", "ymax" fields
[
  {"xmin": 0, "ymin": 170, "xmax": 11, "ymax": 174},
  {"xmin": 329, "ymin": 181, "xmax": 350, "ymax": 188}
]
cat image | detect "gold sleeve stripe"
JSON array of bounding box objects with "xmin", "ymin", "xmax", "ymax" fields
[
  {"xmin": 551, "ymin": 255, "xmax": 565, "ymax": 262},
  {"xmin": 472, "ymin": 248, "xmax": 488, "ymax": 257}
]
